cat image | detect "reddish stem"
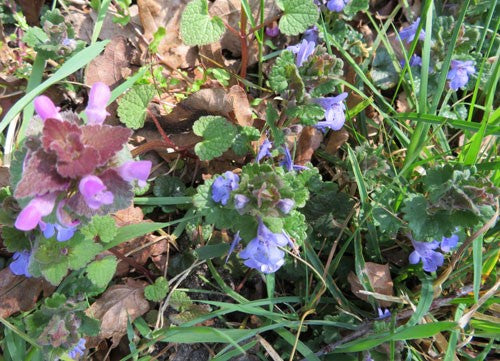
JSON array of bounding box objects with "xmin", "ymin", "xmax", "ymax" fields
[
  {"xmin": 147, "ymin": 108, "xmax": 178, "ymax": 150},
  {"xmin": 109, "ymin": 248, "xmax": 153, "ymax": 283}
]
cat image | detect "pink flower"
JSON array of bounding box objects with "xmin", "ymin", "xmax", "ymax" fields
[
  {"xmin": 85, "ymin": 82, "xmax": 111, "ymax": 125},
  {"xmin": 15, "ymin": 193, "xmax": 57, "ymax": 231},
  {"xmin": 34, "ymin": 95, "xmax": 63, "ymax": 122},
  {"xmin": 116, "ymin": 160, "xmax": 152, "ymax": 188},
  {"xmin": 79, "ymin": 175, "xmax": 114, "ymax": 209}
]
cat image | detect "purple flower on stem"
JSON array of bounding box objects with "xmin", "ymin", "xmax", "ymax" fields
[
  {"xmin": 239, "ymin": 219, "xmax": 290, "ymax": 273},
  {"xmin": 211, "ymin": 171, "xmax": 240, "ymax": 206},
  {"xmin": 377, "ymin": 308, "xmax": 391, "ymax": 319},
  {"xmin": 287, "ymin": 39, "xmax": 316, "ymax": 67},
  {"xmin": 9, "ymin": 250, "xmax": 32, "ymax": 277},
  {"xmin": 85, "ymin": 82, "xmax": 111, "ymax": 125},
  {"xmin": 256, "ymin": 138, "xmax": 273, "ymax": 163},
  {"xmin": 277, "ymin": 198, "xmax": 294, "ymax": 214},
  {"xmin": 409, "ymin": 240, "xmax": 444, "ymax": 272},
  {"xmin": 303, "ymin": 26, "xmax": 319, "ymax": 43},
  {"xmin": 313, "ymin": 92, "xmax": 348, "ymax": 132},
  {"xmin": 447, "ymin": 60, "xmax": 475, "ymax": 91},
  {"xmin": 79, "ymin": 175, "xmax": 114, "ymax": 210},
  {"xmin": 15, "ymin": 193, "xmax": 57, "ymax": 231},
  {"xmin": 234, "ymin": 194, "xmax": 250, "ymax": 213},
  {"xmin": 34, "ymin": 95, "xmax": 63, "ymax": 122},
  {"xmin": 265, "ymin": 25, "xmax": 280, "ymax": 37},
  {"xmin": 41, "ymin": 222, "xmax": 76, "ymax": 242},
  {"xmin": 399, "ymin": 17, "xmax": 426, "ymax": 43},
  {"xmin": 327, "ymin": 0, "xmax": 349, "ymax": 12},
  {"xmin": 440, "ymin": 234, "xmax": 459, "ymax": 253},
  {"xmin": 68, "ymin": 338, "xmax": 86, "ymax": 359},
  {"xmin": 280, "ymin": 146, "xmax": 307, "ymax": 172},
  {"xmin": 400, "ymin": 54, "xmax": 422, "ymax": 67},
  {"xmin": 116, "ymin": 160, "xmax": 152, "ymax": 188},
  {"xmin": 225, "ymin": 231, "xmax": 242, "ymax": 263}
]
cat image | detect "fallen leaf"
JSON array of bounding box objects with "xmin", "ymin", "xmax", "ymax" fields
[
  {"xmin": 113, "ymin": 205, "xmax": 145, "ymax": 227},
  {"xmin": 295, "ymin": 126, "xmax": 323, "ymax": 165},
  {"xmin": 17, "ymin": 0, "xmax": 44, "ymax": 26},
  {"xmin": 324, "ymin": 128, "xmax": 349, "ymax": 154},
  {"xmin": 86, "ymin": 279, "xmax": 149, "ymax": 347},
  {"xmin": 85, "ymin": 36, "xmax": 135, "ymax": 89},
  {"xmin": 347, "ymin": 262, "xmax": 394, "ymax": 307},
  {"xmin": 0, "ymin": 268, "xmax": 55, "ymax": 318},
  {"xmin": 226, "ymin": 85, "xmax": 253, "ymax": 126},
  {"xmin": 137, "ymin": 0, "xmax": 197, "ymax": 69}
]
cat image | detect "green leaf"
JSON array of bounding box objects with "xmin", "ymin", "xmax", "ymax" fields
[
  {"xmin": 2, "ymin": 227, "xmax": 30, "ymax": 252},
  {"xmin": 86, "ymin": 256, "xmax": 118, "ymax": 288},
  {"xmin": 170, "ymin": 290, "xmax": 193, "ymax": 311},
  {"xmin": 193, "ymin": 116, "xmax": 237, "ymax": 161},
  {"xmin": 144, "ymin": 276, "xmax": 169, "ymax": 302},
  {"xmin": 79, "ymin": 315, "xmax": 101, "ymax": 337},
  {"xmin": 22, "ymin": 27, "xmax": 48, "ymax": 48},
  {"xmin": 149, "ymin": 26, "xmax": 166, "ymax": 53},
  {"xmin": 180, "ymin": 0, "xmax": 225, "ymax": 46},
  {"xmin": 369, "ymin": 47, "xmax": 398, "ymax": 90},
  {"xmin": 283, "ymin": 211, "xmax": 307, "ymax": 245},
  {"xmin": 278, "ymin": 0, "xmax": 318, "ymax": 36},
  {"xmin": 67, "ymin": 236, "xmax": 103, "ymax": 270},
  {"xmin": 80, "ymin": 215, "xmax": 117, "ymax": 243},
  {"xmin": 343, "ymin": 0, "xmax": 369, "ymax": 16},
  {"xmin": 117, "ymin": 83, "xmax": 155, "ymax": 129},
  {"xmin": 232, "ymin": 126, "xmax": 260, "ymax": 156},
  {"xmin": 286, "ymin": 104, "xmax": 325, "ymax": 125},
  {"xmin": 268, "ymin": 50, "xmax": 305, "ymax": 100},
  {"xmin": 266, "ymin": 103, "xmax": 285, "ymax": 146}
]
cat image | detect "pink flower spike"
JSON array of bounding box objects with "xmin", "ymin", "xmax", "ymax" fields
[
  {"xmin": 34, "ymin": 95, "xmax": 63, "ymax": 122},
  {"xmin": 79, "ymin": 175, "xmax": 114, "ymax": 209},
  {"xmin": 15, "ymin": 193, "xmax": 57, "ymax": 231},
  {"xmin": 85, "ymin": 82, "xmax": 111, "ymax": 125},
  {"xmin": 116, "ymin": 160, "xmax": 152, "ymax": 187}
]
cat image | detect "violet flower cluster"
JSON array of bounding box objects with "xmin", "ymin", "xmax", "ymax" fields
[
  {"xmin": 313, "ymin": 92, "xmax": 349, "ymax": 132},
  {"xmin": 9, "ymin": 83, "xmax": 152, "ymax": 278},
  {"xmin": 447, "ymin": 60, "xmax": 475, "ymax": 91},
  {"xmin": 399, "ymin": 17, "xmax": 426, "ymax": 43},
  {"xmin": 68, "ymin": 338, "xmax": 86, "ymax": 359},
  {"xmin": 409, "ymin": 234, "xmax": 459, "ymax": 272},
  {"xmin": 210, "ymin": 164, "xmax": 297, "ymax": 273}
]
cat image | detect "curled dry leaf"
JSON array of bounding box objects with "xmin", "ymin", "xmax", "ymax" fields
[
  {"xmin": 86, "ymin": 279, "xmax": 149, "ymax": 347},
  {"xmin": 0, "ymin": 268, "xmax": 55, "ymax": 318},
  {"xmin": 347, "ymin": 262, "xmax": 394, "ymax": 307},
  {"xmin": 295, "ymin": 126, "xmax": 323, "ymax": 165},
  {"xmin": 324, "ymin": 128, "xmax": 349, "ymax": 154},
  {"xmin": 137, "ymin": 0, "xmax": 197, "ymax": 69}
]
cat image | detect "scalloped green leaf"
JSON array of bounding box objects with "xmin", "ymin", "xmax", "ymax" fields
[
  {"xmin": 117, "ymin": 84, "xmax": 155, "ymax": 130},
  {"xmin": 86, "ymin": 256, "xmax": 118, "ymax": 288},
  {"xmin": 278, "ymin": 0, "xmax": 319, "ymax": 36},
  {"xmin": 180, "ymin": 0, "xmax": 225, "ymax": 46},
  {"xmin": 193, "ymin": 116, "xmax": 237, "ymax": 161},
  {"xmin": 144, "ymin": 276, "xmax": 169, "ymax": 302}
]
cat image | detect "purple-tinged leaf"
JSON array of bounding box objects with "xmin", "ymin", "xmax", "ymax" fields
[
  {"xmin": 14, "ymin": 149, "xmax": 69, "ymax": 199},
  {"xmin": 80, "ymin": 124, "xmax": 132, "ymax": 165}
]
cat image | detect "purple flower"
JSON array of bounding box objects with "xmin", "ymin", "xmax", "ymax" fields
[
  {"xmin": 377, "ymin": 308, "xmax": 391, "ymax": 319},
  {"xmin": 85, "ymin": 82, "xmax": 111, "ymax": 125},
  {"xmin": 116, "ymin": 160, "xmax": 152, "ymax": 188},
  {"xmin": 265, "ymin": 25, "xmax": 280, "ymax": 37},
  {"xmin": 440, "ymin": 234, "xmax": 459, "ymax": 253},
  {"xmin": 41, "ymin": 222, "xmax": 76, "ymax": 242},
  {"xmin": 225, "ymin": 231, "xmax": 242, "ymax": 263},
  {"xmin": 256, "ymin": 138, "xmax": 273, "ymax": 163},
  {"xmin": 399, "ymin": 17, "xmax": 426, "ymax": 43},
  {"xmin": 447, "ymin": 60, "xmax": 475, "ymax": 91},
  {"xmin": 277, "ymin": 198, "xmax": 294, "ymax": 214},
  {"xmin": 287, "ymin": 39, "xmax": 316, "ymax": 67},
  {"xmin": 313, "ymin": 92, "xmax": 348, "ymax": 132},
  {"xmin": 234, "ymin": 194, "xmax": 250, "ymax": 213},
  {"xmin": 61, "ymin": 37, "xmax": 77, "ymax": 49},
  {"xmin": 9, "ymin": 250, "xmax": 32, "ymax": 277},
  {"xmin": 79, "ymin": 175, "xmax": 114, "ymax": 210},
  {"xmin": 211, "ymin": 171, "xmax": 240, "ymax": 206},
  {"xmin": 327, "ymin": 0, "xmax": 349, "ymax": 12},
  {"xmin": 56, "ymin": 201, "xmax": 80, "ymax": 228},
  {"xmin": 15, "ymin": 193, "xmax": 57, "ymax": 231},
  {"xmin": 400, "ymin": 54, "xmax": 422, "ymax": 67},
  {"xmin": 303, "ymin": 26, "xmax": 319, "ymax": 43},
  {"xmin": 34, "ymin": 95, "xmax": 63, "ymax": 122},
  {"xmin": 409, "ymin": 240, "xmax": 444, "ymax": 272},
  {"xmin": 239, "ymin": 219, "xmax": 290, "ymax": 273},
  {"xmin": 68, "ymin": 338, "xmax": 86, "ymax": 359},
  {"xmin": 280, "ymin": 146, "xmax": 307, "ymax": 172}
]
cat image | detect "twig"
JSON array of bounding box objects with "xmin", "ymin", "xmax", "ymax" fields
[{"xmin": 108, "ymin": 248, "xmax": 153, "ymax": 283}]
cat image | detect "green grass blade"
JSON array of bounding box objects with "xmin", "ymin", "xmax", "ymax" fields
[
  {"xmin": 133, "ymin": 196, "xmax": 193, "ymax": 205},
  {"xmin": 347, "ymin": 144, "xmax": 368, "ymax": 205},
  {"xmin": 472, "ymin": 236, "xmax": 483, "ymax": 302},
  {"xmin": 406, "ymin": 276, "xmax": 434, "ymax": 327},
  {"xmin": 91, "ymin": 0, "xmax": 112, "ymax": 44}
]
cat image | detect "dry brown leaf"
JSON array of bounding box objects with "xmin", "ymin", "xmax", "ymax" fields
[
  {"xmin": 324, "ymin": 128, "xmax": 349, "ymax": 154},
  {"xmin": 86, "ymin": 279, "xmax": 149, "ymax": 347},
  {"xmin": 0, "ymin": 268, "xmax": 55, "ymax": 318},
  {"xmin": 17, "ymin": 0, "xmax": 44, "ymax": 25},
  {"xmin": 85, "ymin": 36, "xmax": 134, "ymax": 89},
  {"xmin": 137, "ymin": 0, "xmax": 197, "ymax": 69},
  {"xmin": 296, "ymin": 126, "xmax": 323, "ymax": 165},
  {"xmin": 226, "ymin": 85, "xmax": 253, "ymax": 126},
  {"xmin": 113, "ymin": 205, "xmax": 145, "ymax": 227},
  {"xmin": 347, "ymin": 262, "xmax": 394, "ymax": 307}
]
